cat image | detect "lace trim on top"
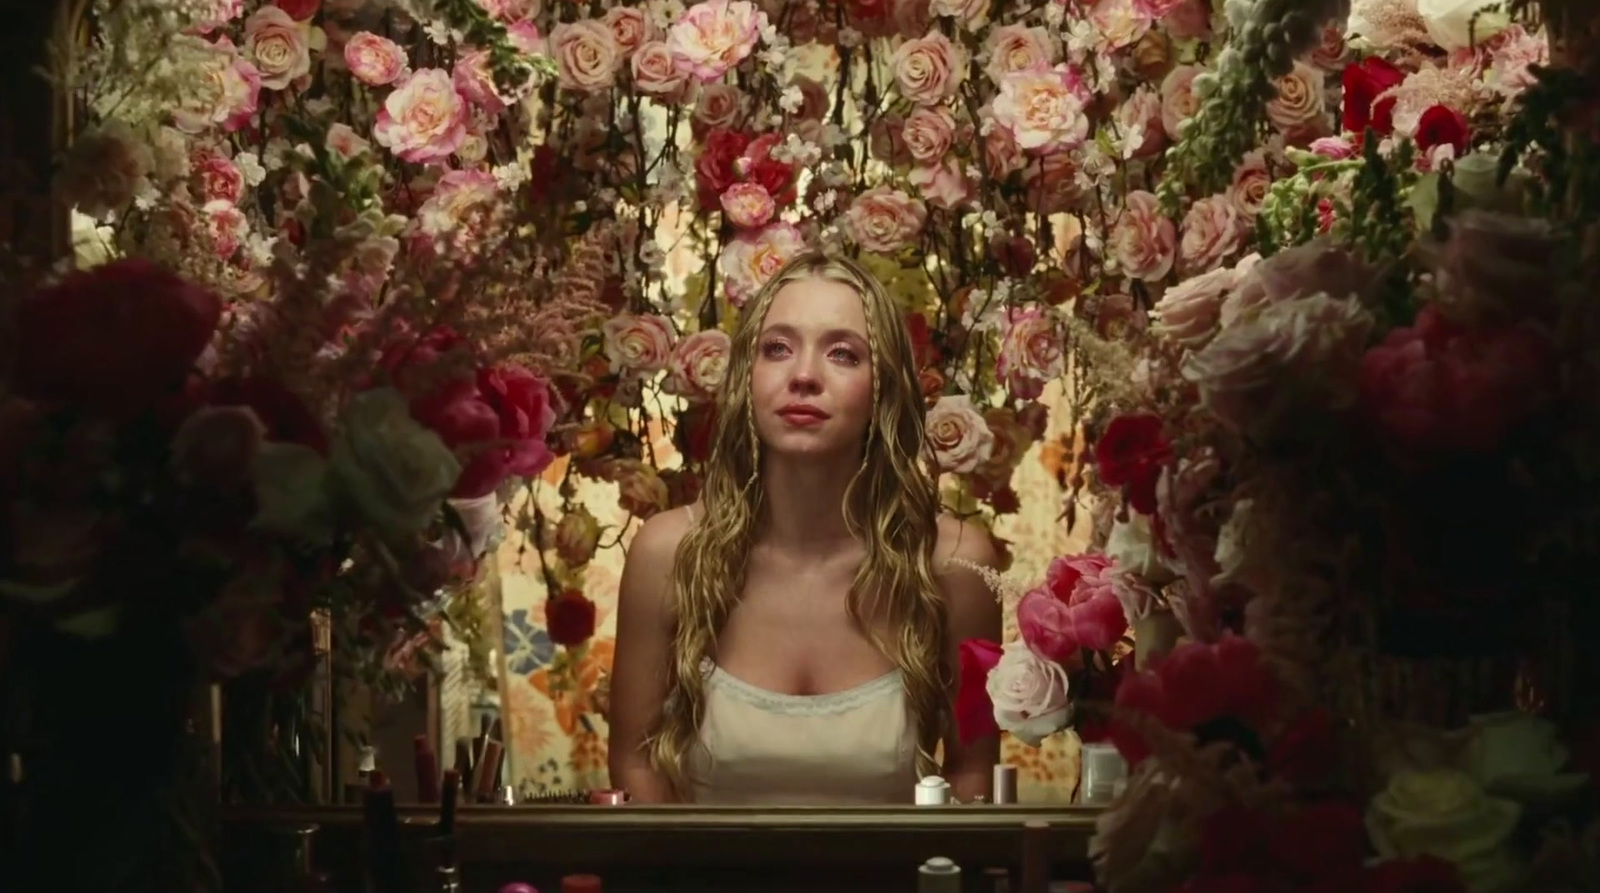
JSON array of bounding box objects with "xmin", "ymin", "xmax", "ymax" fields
[{"xmin": 702, "ymin": 661, "xmax": 903, "ymax": 717}]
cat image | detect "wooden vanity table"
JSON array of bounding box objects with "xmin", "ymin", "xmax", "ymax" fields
[{"xmin": 222, "ymin": 803, "xmax": 1102, "ymax": 893}]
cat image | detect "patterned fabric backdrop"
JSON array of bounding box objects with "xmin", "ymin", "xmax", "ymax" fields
[{"xmin": 497, "ymin": 378, "xmax": 1091, "ymax": 802}]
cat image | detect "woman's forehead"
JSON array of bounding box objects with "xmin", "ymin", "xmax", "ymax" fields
[{"xmin": 762, "ymin": 276, "xmax": 869, "ymax": 333}]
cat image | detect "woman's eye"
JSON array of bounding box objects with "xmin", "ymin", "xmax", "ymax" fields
[
  {"xmin": 830, "ymin": 347, "xmax": 860, "ymax": 364},
  {"xmin": 761, "ymin": 341, "xmax": 790, "ymax": 358}
]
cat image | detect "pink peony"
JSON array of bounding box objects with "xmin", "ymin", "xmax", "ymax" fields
[
  {"xmin": 344, "ymin": 31, "xmax": 408, "ymax": 85},
  {"xmin": 1017, "ymin": 554, "xmax": 1131, "ymax": 662},
  {"xmin": 990, "ymin": 65, "xmax": 1091, "ymax": 153},
  {"xmin": 372, "ymin": 69, "xmax": 470, "ymax": 164},
  {"xmin": 668, "ymin": 0, "xmax": 768, "ymax": 82},
  {"xmin": 719, "ymin": 182, "xmax": 776, "ymax": 228},
  {"xmin": 453, "ymin": 49, "xmax": 506, "ymax": 112}
]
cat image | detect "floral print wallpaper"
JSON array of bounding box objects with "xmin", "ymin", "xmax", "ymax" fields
[{"xmin": 498, "ymin": 379, "xmax": 1089, "ymax": 801}]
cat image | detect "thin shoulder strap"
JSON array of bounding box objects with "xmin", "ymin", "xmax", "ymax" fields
[{"xmin": 685, "ymin": 503, "xmax": 696, "ymax": 525}]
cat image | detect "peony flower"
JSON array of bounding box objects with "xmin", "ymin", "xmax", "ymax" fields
[
  {"xmin": 719, "ymin": 182, "xmax": 776, "ymax": 228},
  {"xmin": 844, "ymin": 186, "xmax": 928, "ymax": 253},
  {"xmin": 891, "ymin": 31, "xmax": 964, "ymax": 105},
  {"xmin": 662, "ymin": 329, "xmax": 732, "ymax": 401},
  {"xmin": 330, "ymin": 388, "xmax": 461, "ymax": 540},
  {"xmin": 990, "ymin": 65, "xmax": 1091, "ymax": 154},
  {"xmin": 987, "ymin": 641, "xmax": 1073, "ymax": 746},
  {"xmin": 718, "ymin": 222, "xmax": 807, "ymax": 307},
  {"xmin": 551, "ymin": 19, "xmax": 622, "ymax": 92},
  {"xmin": 983, "ymin": 24, "xmax": 1054, "ymax": 83},
  {"xmin": 173, "ymin": 41, "xmax": 262, "ymax": 134},
  {"xmin": 1110, "ymin": 190, "xmax": 1177, "ymax": 281},
  {"xmin": 344, "ymin": 31, "xmax": 407, "ymax": 85},
  {"xmin": 244, "ymin": 5, "xmax": 316, "ymax": 91},
  {"xmin": 668, "ymin": 0, "xmax": 768, "ymax": 82},
  {"xmin": 925, "ymin": 394, "xmax": 994, "ymax": 473},
  {"xmin": 415, "ymin": 169, "xmax": 501, "ymax": 242},
  {"xmin": 372, "ymin": 68, "xmax": 470, "ymax": 164},
  {"xmin": 1090, "ymin": 0, "xmax": 1154, "ymax": 50},
  {"xmin": 453, "ymin": 49, "xmax": 506, "ymax": 112},
  {"xmin": 1016, "ymin": 553, "xmax": 1130, "ymax": 661},
  {"xmin": 1178, "ymin": 194, "xmax": 1243, "ymax": 275},
  {"xmin": 602, "ymin": 313, "xmax": 677, "ymax": 374}
]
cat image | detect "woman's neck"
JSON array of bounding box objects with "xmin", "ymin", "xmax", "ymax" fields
[{"xmin": 756, "ymin": 451, "xmax": 862, "ymax": 552}]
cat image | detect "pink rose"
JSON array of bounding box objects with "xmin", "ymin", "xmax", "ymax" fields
[
  {"xmin": 983, "ymin": 24, "xmax": 1054, "ymax": 83},
  {"xmin": 844, "ymin": 186, "xmax": 928, "ymax": 253},
  {"xmin": 1090, "ymin": 0, "xmax": 1154, "ymax": 51},
  {"xmin": 1115, "ymin": 87, "xmax": 1166, "ymax": 159},
  {"xmin": 717, "ymin": 222, "xmax": 806, "ymax": 306},
  {"xmin": 1220, "ymin": 238, "xmax": 1383, "ymax": 327},
  {"xmin": 1016, "ymin": 554, "xmax": 1130, "ymax": 661},
  {"xmin": 344, "ymin": 31, "xmax": 408, "ymax": 85},
  {"xmin": 990, "ymin": 65, "xmax": 1091, "ymax": 153},
  {"xmin": 245, "ymin": 5, "xmax": 314, "ymax": 91},
  {"xmin": 416, "ymin": 169, "xmax": 501, "ymax": 241},
  {"xmin": 909, "ymin": 159, "xmax": 973, "ymax": 210},
  {"xmin": 1228, "ymin": 150, "xmax": 1272, "ymax": 217},
  {"xmin": 203, "ymin": 200, "xmax": 248, "ymax": 258},
  {"xmin": 981, "ymin": 123, "xmax": 1025, "ymax": 177},
  {"xmin": 1023, "ymin": 153, "xmax": 1087, "ymax": 214},
  {"xmin": 996, "ymin": 307, "xmax": 1065, "ymax": 400},
  {"xmin": 1178, "ymin": 194, "xmax": 1243, "ymax": 275},
  {"xmin": 668, "ymin": 0, "xmax": 768, "ymax": 82},
  {"xmin": 720, "ymin": 181, "xmax": 776, "ymax": 228},
  {"xmin": 1184, "ymin": 293, "xmax": 1374, "ymax": 434},
  {"xmin": 1150, "ymin": 266, "xmax": 1237, "ymax": 347},
  {"xmin": 373, "ymin": 68, "xmax": 470, "ymax": 164},
  {"xmin": 693, "ymin": 84, "xmax": 745, "ymax": 132},
  {"xmin": 602, "ymin": 313, "xmax": 676, "ymax": 374},
  {"xmin": 174, "ymin": 42, "xmax": 261, "ymax": 134},
  {"xmin": 930, "ymin": 0, "xmax": 990, "ymax": 28},
  {"xmin": 663, "ymin": 329, "xmax": 732, "ymax": 401},
  {"xmin": 613, "ymin": 459, "xmax": 669, "ymax": 517},
  {"xmin": 891, "ymin": 31, "xmax": 964, "ymax": 105},
  {"xmin": 1159, "ymin": 64, "xmax": 1203, "ymax": 140},
  {"xmin": 1309, "ymin": 135, "xmax": 1356, "ymax": 159},
  {"xmin": 604, "ymin": 6, "xmax": 654, "ymax": 54},
  {"xmin": 1111, "ymin": 190, "xmax": 1177, "ymax": 281},
  {"xmin": 551, "ymin": 19, "xmax": 622, "ymax": 92},
  {"xmin": 453, "ymin": 49, "xmax": 506, "ymax": 112},
  {"xmin": 506, "ymin": 21, "xmax": 544, "ymax": 55},
  {"xmin": 1358, "ymin": 304, "xmax": 1556, "ymax": 454},
  {"xmin": 192, "ymin": 150, "xmax": 244, "ymax": 204},
  {"xmin": 868, "ymin": 113, "xmax": 913, "ymax": 166},
  {"xmin": 474, "ymin": 0, "xmax": 538, "ymax": 22},
  {"xmin": 631, "ymin": 40, "xmax": 690, "ymax": 96},
  {"xmin": 1266, "ymin": 61, "xmax": 1329, "ymax": 142},
  {"xmin": 986, "ymin": 641, "xmax": 1073, "ymax": 746},
  {"xmin": 326, "ymin": 122, "xmax": 371, "ymax": 159},
  {"xmin": 925, "ymin": 394, "xmax": 994, "ymax": 473},
  {"xmin": 902, "ymin": 106, "xmax": 956, "ymax": 163}
]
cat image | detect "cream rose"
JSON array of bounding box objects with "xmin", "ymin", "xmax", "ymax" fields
[
  {"xmin": 552, "ymin": 19, "xmax": 622, "ymax": 92},
  {"xmin": 931, "ymin": 0, "xmax": 991, "ymax": 28},
  {"xmin": 614, "ymin": 460, "xmax": 670, "ymax": 518},
  {"xmin": 1150, "ymin": 265, "xmax": 1236, "ymax": 347},
  {"xmin": 173, "ymin": 42, "xmax": 262, "ymax": 134},
  {"xmin": 990, "ymin": 65, "xmax": 1091, "ymax": 154},
  {"xmin": 554, "ymin": 506, "xmax": 602, "ymax": 567},
  {"xmin": 372, "ymin": 68, "xmax": 470, "ymax": 164},
  {"xmin": 1090, "ymin": 0, "xmax": 1154, "ymax": 51},
  {"xmin": 1416, "ymin": 0, "xmax": 1509, "ymax": 51},
  {"xmin": 604, "ymin": 6, "xmax": 654, "ymax": 54},
  {"xmin": 987, "ymin": 641, "xmax": 1073, "ymax": 746},
  {"xmin": 1228, "ymin": 151, "xmax": 1271, "ymax": 217},
  {"xmin": 926, "ymin": 394, "xmax": 995, "ymax": 473},
  {"xmin": 902, "ymin": 106, "xmax": 957, "ymax": 163},
  {"xmin": 344, "ymin": 32, "xmax": 408, "ymax": 86},
  {"xmin": 668, "ymin": 0, "xmax": 768, "ymax": 82},
  {"xmin": 718, "ymin": 222, "xmax": 806, "ymax": 307},
  {"xmin": 631, "ymin": 40, "xmax": 690, "ymax": 96},
  {"xmin": 720, "ymin": 182, "xmax": 776, "ymax": 229},
  {"xmin": 1367, "ymin": 769, "xmax": 1523, "ymax": 893},
  {"xmin": 844, "ymin": 186, "xmax": 928, "ymax": 254},
  {"xmin": 1178, "ymin": 194, "xmax": 1243, "ymax": 275},
  {"xmin": 891, "ymin": 31, "xmax": 964, "ymax": 105},
  {"xmin": 694, "ymin": 83, "xmax": 744, "ymax": 130},
  {"xmin": 330, "ymin": 388, "xmax": 461, "ymax": 541},
  {"xmin": 1104, "ymin": 513, "xmax": 1175, "ymax": 587},
  {"xmin": 983, "ymin": 24, "xmax": 1054, "ymax": 84},
  {"xmin": 1266, "ymin": 61, "xmax": 1328, "ymax": 139},
  {"xmin": 663, "ymin": 329, "xmax": 732, "ymax": 401},
  {"xmin": 245, "ymin": 5, "xmax": 315, "ymax": 91},
  {"xmin": 440, "ymin": 493, "xmax": 505, "ymax": 564},
  {"xmin": 1110, "ymin": 190, "xmax": 1177, "ymax": 281},
  {"xmin": 1159, "ymin": 64, "xmax": 1203, "ymax": 140},
  {"xmin": 602, "ymin": 313, "xmax": 677, "ymax": 374}
]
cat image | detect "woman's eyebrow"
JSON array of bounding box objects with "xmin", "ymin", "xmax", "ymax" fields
[{"xmin": 759, "ymin": 323, "xmax": 868, "ymax": 345}]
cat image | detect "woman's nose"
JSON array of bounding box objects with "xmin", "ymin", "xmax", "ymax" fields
[{"xmin": 788, "ymin": 364, "xmax": 821, "ymax": 394}]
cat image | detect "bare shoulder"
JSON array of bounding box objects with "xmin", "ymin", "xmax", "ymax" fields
[
  {"xmin": 933, "ymin": 513, "xmax": 1001, "ymax": 575},
  {"xmin": 626, "ymin": 503, "xmax": 698, "ymax": 566},
  {"xmin": 619, "ymin": 504, "xmax": 698, "ymax": 621}
]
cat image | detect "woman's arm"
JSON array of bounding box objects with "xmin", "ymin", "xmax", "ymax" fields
[
  {"xmin": 606, "ymin": 510, "xmax": 689, "ymax": 803},
  {"xmin": 935, "ymin": 516, "xmax": 1004, "ymax": 802}
]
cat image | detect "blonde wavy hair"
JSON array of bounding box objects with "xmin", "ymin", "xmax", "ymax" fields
[{"xmin": 646, "ymin": 251, "xmax": 950, "ymax": 797}]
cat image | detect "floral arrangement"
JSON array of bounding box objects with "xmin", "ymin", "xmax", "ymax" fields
[{"xmin": 959, "ymin": 0, "xmax": 1600, "ymax": 891}]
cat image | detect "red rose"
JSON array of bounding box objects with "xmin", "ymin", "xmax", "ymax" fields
[
  {"xmin": 1094, "ymin": 414, "xmax": 1172, "ymax": 515},
  {"xmin": 14, "ymin": 259, "xmax": 222, "ymax": 418},
  {"xmin": 1198, "ymin": 805, "xmax": 1270, "ymax": 875},
  {"xmin": 1110, "ymin": 636, "xmax": 1279, "ymax": 763},
  {"xmin": 545, "ymin": 591, "xmax": 597, "ymax": 647},
  {"xmin": 1341, "ymin": 56, "xmax": 1403, "ymax": 136},
  {"xmin": 955, "ymin": 638, "xmax": 1003, "ymax": 744},
  {"xmin": 694, "ymin": 129, "xmax": 752, "ymax": 210},
  {"xmin": 1270, "ymin": 801, "xmax": 1367, "ymax": 879},
  {"xmin": 674, "ymin": 402, "xmax": 718, "ymax": 465},
  {"xmin": 738, "ymin": 133, "xmax": 798, "ymax": 205},
  {"xmin": 904, "ymin": 311, "xmax": 940, "ymax": 370},
  {"xmin": 378, "ymin": 325, "xmax": 468, "ymax": 390},
  {"xmin": 275, "ymin": 0, "xmax": 320, "ymax": 20},
  {"xmin": 1268, "ymin": 708, "xmax": 1340, "ymax": 788},
  {"xmin": 1364, "ymin": 856, "xmax": 1468, "ymax": 893},
  {"xmin": 410, "ymin": 364, "xmax": 559, "ymax": 498},
  {"xmin": 205, "ymin": 376, "xmax": 328, "ymax": 452},
  {"xmin": 1414, "ymin": 105, "xmax": 1471, "ymax": 157},
  {"xmin": 1358, "ymin": 304, "xmax": 1556, "ymax": 454}
]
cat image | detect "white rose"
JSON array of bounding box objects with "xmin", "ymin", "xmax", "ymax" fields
[
  {"xmin": 986, "ymin": 641, "xmax": 1072, "ymax": 746},
  {"xmin": 244, "ymin": 5, "xmax": 316, "ymax": 91},
  {"xmin": 329, "ymin": 388, "xmax": 462, "ymax": 541},
  {"xmin": 251, "ymin": 442, "xmax": 333, "ymax": 544},
  {"xmin": 925, "ymin": 394, "xmax": 995, "ymax": 473},
  {"xmin": 1416, "ymin": 0, "xmax": 1510, "ymax": 52},
  {"xmin": 1367, "ymin": 769, "xmax": 1523, "ymax": 893},
  {"xmin": 1104, "ymin": 513, "xmax": 1175, "ymax": 586}
]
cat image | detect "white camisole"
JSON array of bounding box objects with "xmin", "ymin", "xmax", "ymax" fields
[{"xmin": 680, "ymin": 504, "xmax": 920, "ymax": 804}]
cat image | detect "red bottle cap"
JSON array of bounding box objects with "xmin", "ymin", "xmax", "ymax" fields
[{"xmin": 561, "ymin": 874, "xmax": 602, "ymax": 893}]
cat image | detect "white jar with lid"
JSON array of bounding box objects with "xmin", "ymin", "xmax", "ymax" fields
[{"xmin": 918, "ymin": 857, "xmax": 962, "ymax": 893}]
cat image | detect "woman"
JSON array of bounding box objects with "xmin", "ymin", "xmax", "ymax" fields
[{"xmin": 607, "ymin": 251, "xmax": 1002, "ymax": 804}]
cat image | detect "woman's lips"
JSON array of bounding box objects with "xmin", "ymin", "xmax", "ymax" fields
[{"xmin": 777, "ymin": 408, "xmax": 828, "ymax": 426}]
